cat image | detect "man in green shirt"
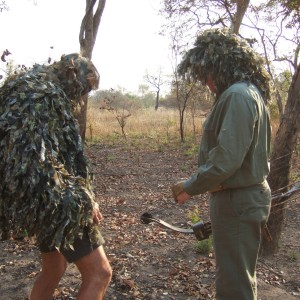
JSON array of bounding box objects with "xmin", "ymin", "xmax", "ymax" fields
[{"xmin": 172, "ymin": 29, "xmax": 272, "ymax": 300}]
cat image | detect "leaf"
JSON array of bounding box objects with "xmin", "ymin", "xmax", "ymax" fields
[
  {"xmin": 0, "ymin": 56, "xmax": 99, "ymax": 249},
  {"xmin": 122, "ymin": 278, "xmax": 136, "ymax": 289}
]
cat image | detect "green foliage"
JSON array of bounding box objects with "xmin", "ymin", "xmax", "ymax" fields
[
  {"xmin": 269, "ymin": 69, "xmax": 293, "ymax": 120},
  {"xmin": 179, "ymin": 136, "xmax": 199, "ymax": 157},
  {"xmin": 183, "ymin": 144, "xmax": 198, "ymax": 157},
  {"xmin": 286, "ymin": 250, "xmax": 300, "ymax": 262},
  {"xmin": 289, "ymin": 169, "xmax": 300, "ymax": 183},
  {"xmin": 188, "ymin": 208, "xmax": 213, "ymax": 255},
  {"xmin": 139, "ymin": 92, "xmax": 156, "ymax": 108},
  {"xmin": 178, "ymin": 28, "xmax": 272, "ymax": 103},
  {"xmin": 91, "ymin": 88, "xmax": 156, "ymax": 110},
  {"xmin": 267, "ymin": 0, "xmax": 300, "ymax": 25},
  {"xmin": 277, "ymin": 70, "xmax": 292, "ymax": 92},
  {"xmin": 156, "ymin": 143, "xmax": 165, "ymax": 152},
  {"xmin": 180, "ymin": 164, "xmax": 189, "ymax": 172},
  {"xmin": 188, "ymin": 208, "xmax": 202, "ymax": 224},
  {"xmin": 195, "ymin": 237, "xmax": 213, "ymax": 255}
]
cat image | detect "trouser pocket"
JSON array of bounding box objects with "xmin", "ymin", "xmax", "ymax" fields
[{"xmin": 229, "ymin": 183, "xmax": 271, "ymax": 224}]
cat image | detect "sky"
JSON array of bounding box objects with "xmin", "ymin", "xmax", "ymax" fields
[{"xmin": 1, "ymin": 0, "xmax": 172, "ymax": 94}]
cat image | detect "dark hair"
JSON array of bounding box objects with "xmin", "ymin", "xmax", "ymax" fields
[{"xmin": 178, "ymin": 28, "xmax": 272, "ymax": 103}]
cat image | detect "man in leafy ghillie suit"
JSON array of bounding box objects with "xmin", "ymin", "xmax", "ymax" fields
[{"xmin": 0, "ymin": 53, "xmax": 112, "ymax": 299}]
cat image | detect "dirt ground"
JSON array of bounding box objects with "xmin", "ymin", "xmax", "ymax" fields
[{"xmin": 0, "ymin": 143, "xmax": 299, "ymax": 300}]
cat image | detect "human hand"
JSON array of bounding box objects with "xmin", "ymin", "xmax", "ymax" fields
[
  {"xmin": 92, "ymin": 202, "xmax": 103, "ymax": 224},
  {"xmin": 171, "ymin": 181, "xmax": 191, "ymax": 204},
  {"xmin": 176, "ymin": 191, "xmax": 191, "ymax": 205}
]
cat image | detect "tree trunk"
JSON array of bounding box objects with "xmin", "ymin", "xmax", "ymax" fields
[
  {"xmin": 230, "ymin": 0, "xmax": 250, "ymax": 34},
  {"xmin": 179, "ymin": 109, "xmax": 185, "ymax": 142},
  {"xmin": 80, "ymin": 0, "xmax": 106, "ymax": 59},
  {"xmin": 261, "ymin": 64, "xmax": 300, "ymax": 255},
  {"xmin": 155, "ymin": 90, "xmax": 160, "ymax": 110},
  {"xmin": 74, "ymin": 95, "xmax": 88, "ymax": 142},
  {"xmin": 77, "ymin": 0, "xmax": 106, "ymax": 142}
]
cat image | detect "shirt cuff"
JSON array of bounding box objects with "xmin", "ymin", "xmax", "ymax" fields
[{"xmin": 183, "ymin": 175, "xmax": 202, "ymax": 196}]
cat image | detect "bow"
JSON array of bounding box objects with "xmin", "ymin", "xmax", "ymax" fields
[
  {"xmin": 140, "ymin": 178, "xmax": 299, "ymax": 243},
  {"xmin": 140, "ymin": 212, "xmax": 212, "ymax": 241}
]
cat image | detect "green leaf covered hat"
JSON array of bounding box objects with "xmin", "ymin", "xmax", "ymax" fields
[{"xmin": 178, "ymin": 28, "xmax": 271, "ymax": 101}]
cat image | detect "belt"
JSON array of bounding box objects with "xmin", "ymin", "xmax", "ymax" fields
[
  {"xmin": 208, "ymin": 185, "xmax": 227, "ymax": 193},
  {"xmin": 208, "ymin": 181, "xmax": 267, "ymax": 193}
]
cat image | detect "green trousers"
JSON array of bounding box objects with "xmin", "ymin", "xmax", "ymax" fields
[{"xmin": 210, "ymin": 182, "xmax": 271, "ymax": 300}]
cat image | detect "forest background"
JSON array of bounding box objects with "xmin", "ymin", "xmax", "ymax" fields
[{"xmin": 0, "ymin": 0, "xmax": 299, "ymax": 299}]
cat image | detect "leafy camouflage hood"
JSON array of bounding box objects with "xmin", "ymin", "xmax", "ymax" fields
[
  {"xmin": 0, "ymin": 54, "xmax": 102, "ymax": 249},
  {"xmin": 178, "ymin": 28, "xmax": 272, "ymax": 102},
  {"xmin": 35, "ymin": 53, "xmax": 99, "ymax": 102}
]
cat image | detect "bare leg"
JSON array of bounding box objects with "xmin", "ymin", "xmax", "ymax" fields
[
  {"xmin": 30, "ymin": 250, "xmax": 67, "ymax": 300},
  {"xmin": 75, "ymin": 245, "xmax": 112, "ymax": 300}
]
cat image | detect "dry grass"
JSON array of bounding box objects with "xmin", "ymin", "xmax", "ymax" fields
[
  {"xmin": 86, "ymin": 105, "xmax": 205, "ymax": 147},
  {"xmin": 87, "ymin": 103, "xmax": 278, "ymax": 150}
]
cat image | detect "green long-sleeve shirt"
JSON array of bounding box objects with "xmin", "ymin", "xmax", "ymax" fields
[{"xmin": 184, "ymin": 82, "xmax": 271, "ymax": 195}]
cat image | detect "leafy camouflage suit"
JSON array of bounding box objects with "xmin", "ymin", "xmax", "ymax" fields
[{"xmin": 0, "ymin": 53, "xmax": 104, "ymax": 250}]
